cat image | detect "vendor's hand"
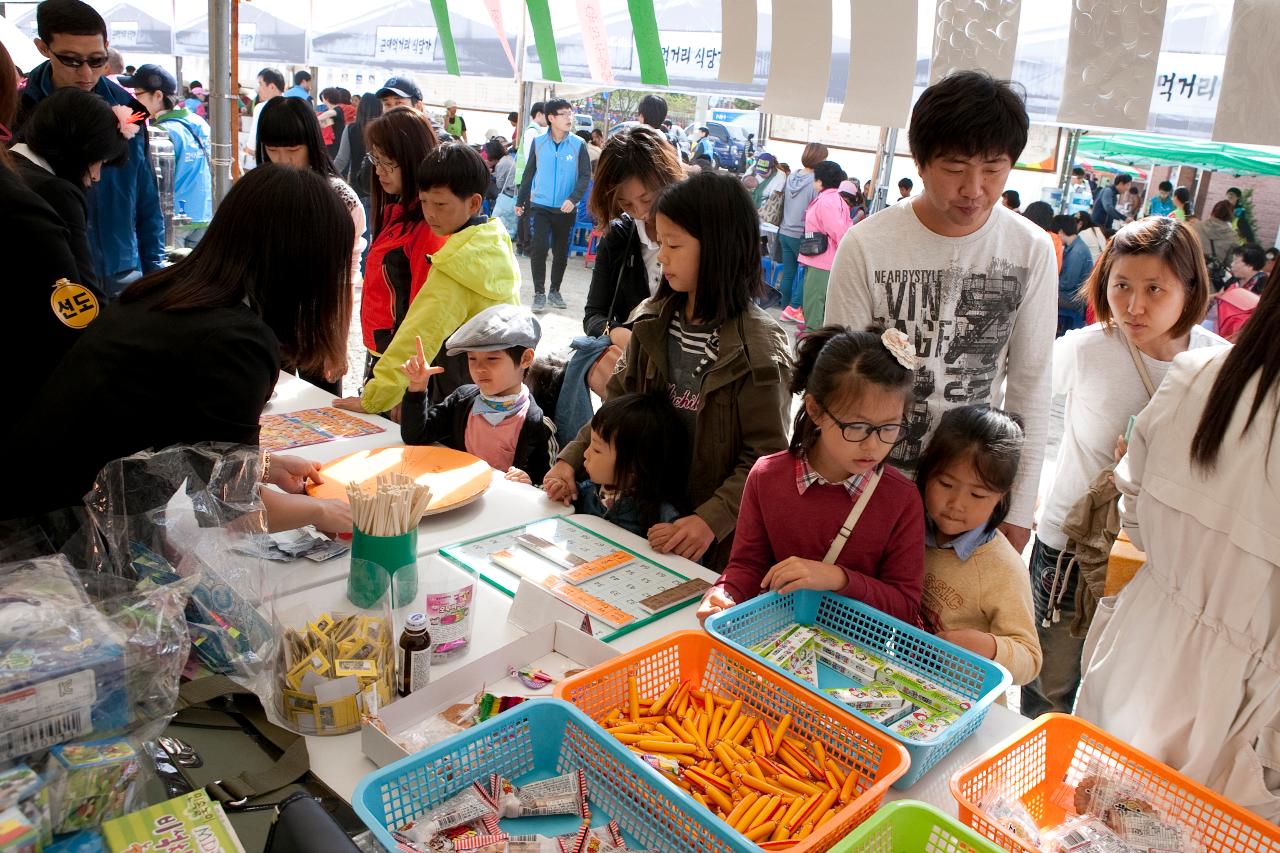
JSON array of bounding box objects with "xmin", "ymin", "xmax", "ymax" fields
[
  {"xmin": 332, "ymin": 396, "xmax": 366, "ymax": 413},
  {"xmin": 937, "ymin": 629, "xmax": 997, "ymax": 660},
  {"xmin": 1114, "ymin": 434, "xmax": 1129, "ymax": 463},
  {"xmin": 271, "ymin": 455, "xmax": 324, "ymax": 494},
  {"xmin": 649, "ymin": 514, "xmax": 715, "ymax": 562},
  {"xmin": 505, "ymin": 467, "xmax": 532, "ymax": 485},
  {"xmin": 542, "ymin": 461, "xmax": 579, "ymax": 505},
  {"xmin": 760, "ymin": 556, "xmax": 846, "ymax": 595},
  {"xmin": 998, "ymin": 522, "xmax": 1031, "ymax": 554},
  {"xmin": 560, "ymin": 200, "xmax": 576, "ymax": 213},
  {"xmin": 311, "ymin": 497, "xmax": 353, "ymax": 537},
  {"xmin": 696, "ymin": 587, "xmax": 736, "ymax": 626},
  {"xmin": 401, "ymin": 336, "xmax": 445, "ymax": 392}
]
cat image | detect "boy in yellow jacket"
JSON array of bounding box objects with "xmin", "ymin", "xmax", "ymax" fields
[{"xmin": 335, "ymin": 143, "xmax": 520, "ymax": 415}]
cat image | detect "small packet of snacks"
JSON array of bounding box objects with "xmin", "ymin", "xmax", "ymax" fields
[
  {"xmin": 977, "ymin": 785, "xmax": 1040, "ymax": 849},
  {"xmin": 396, "ymin": 784, "xmax": 499, "ymax": 844},
  {"xmin": 1072, "ymin": 768, "xmax": 1202, "ymax": 853},
  {"xmin": 484, "ymin": 771, "xmax": 590, "ymax": 820},
  {"xmin": 1042, "ymin": 815, "xmax": 1133, "ymax": 852},
  {"xmin": 277, "ymin": 611, "xmax": 394, "ymax": 735}
]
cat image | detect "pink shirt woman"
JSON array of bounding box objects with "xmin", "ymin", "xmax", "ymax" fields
[{"xmin": 798, "ymin": 161, "xmax": 857, "ymax": 327}]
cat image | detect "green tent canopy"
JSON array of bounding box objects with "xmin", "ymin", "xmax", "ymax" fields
[{"xmin": 1076, "ymin": 131, "xmax": 1280, "ymax": 177}]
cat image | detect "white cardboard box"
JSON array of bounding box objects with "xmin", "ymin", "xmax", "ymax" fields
[{"xmin": 361, "ymin": 620, "xmax": 618, "ymax": 767}]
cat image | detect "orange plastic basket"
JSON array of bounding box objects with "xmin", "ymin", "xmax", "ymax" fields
[
  {"xmin": 553, "ymin": 630, "xmax": 910, "ymax": 853},
  {"xmin": 950, "ymin": 713, "xmax": 1280, "ymax": 853}
]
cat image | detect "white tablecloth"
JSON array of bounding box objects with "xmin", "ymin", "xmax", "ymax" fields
[{"xmin": 265, "ymin": 374, "xmax": 1032, "ymax": 816}]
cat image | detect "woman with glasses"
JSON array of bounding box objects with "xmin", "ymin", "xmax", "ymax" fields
[
  {"xmin": 354, "ymin": 106, "xmax": 445, "ymax": 393},
  {"xmin": 255, "ymin": 96, "xmax": 366, "ymax": 393}
]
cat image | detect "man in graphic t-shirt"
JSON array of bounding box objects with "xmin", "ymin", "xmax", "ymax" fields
[{"xmin": 825, "ymin": 70, "xmax": 1056, "ymax": 554}]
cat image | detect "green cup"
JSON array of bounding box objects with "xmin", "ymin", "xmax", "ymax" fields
[{"xmin": 348, "ymin": 528, "xmax": 418, "ymax": 608}]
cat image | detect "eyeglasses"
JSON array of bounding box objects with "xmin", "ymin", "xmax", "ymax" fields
[
  {"xmin": 820, "ymin": 404, "xmax": 905, "ymax": 444},
  {"xmin": 52, "ymin": 52, "xmax": 109, "ymax": 69},
  {"xmin": 365, "ymin": 153, "xmax": 398, "ymax": 171}
]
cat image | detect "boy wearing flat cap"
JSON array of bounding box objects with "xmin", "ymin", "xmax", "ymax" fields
[{"xmin": 399, "ymin": 304, "xmax": 557, "ymax": 486}]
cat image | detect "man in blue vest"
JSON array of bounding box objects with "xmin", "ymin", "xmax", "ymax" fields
[
  {"xmin": 16, "ymin": 0, "xmax": 164, "ymax": 298},
  {"xmin": 515, "ymin": 98, "xmax": 590, "ymax": 313}
]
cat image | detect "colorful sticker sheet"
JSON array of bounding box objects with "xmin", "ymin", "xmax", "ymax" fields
[{"xmin": 258, "ymin": 408, "xmax": 385, "ymax": 452}]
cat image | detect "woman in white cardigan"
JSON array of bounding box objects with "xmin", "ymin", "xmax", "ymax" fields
[{"xmin": 1074, "ymin": 275, "xmax": 1280, "ymax": 821}]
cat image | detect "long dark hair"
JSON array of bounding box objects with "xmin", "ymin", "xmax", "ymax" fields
[
  {"xmin": 255, "ymin": 96, "xmax": 337, "ymax": 177},
  {"xmin": 1190, "ymin": 266, "xmax": 1280, "ymax": 470},
  {"xmin": 365, "ymin": 106, "xmax": 438, "ymax": 236},
  {"xmin": 18, "ymin": 87, "xmax": 127, "ymax": 186},
  {"xmin": 0, "ymin": 43, "xmax": 18, "ymax": 168},
  {"xmin": 590, "ymin": 392, "xmax": 689, "ymax": 530},
  {"xmin": 122, "ymin": 166, "xmax": 353, "ymax": 377},
  {"xmin": 789, "ymin": 325, "xmax": 915, "ymax": 454},
  {"xmin": 916, "ymin": 405, "xmax": 1024, "ymax": 533},
  {"xmin": 653, "ymin": 170, "xmax": 761, "ymax": 326}
]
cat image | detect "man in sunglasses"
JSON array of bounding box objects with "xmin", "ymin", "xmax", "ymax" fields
[{"xmin": 16, "ymin": 0, "xmax": 164, "ymax": 299}]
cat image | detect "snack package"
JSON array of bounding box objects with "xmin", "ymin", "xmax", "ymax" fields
[
  {"xmin": 977, "ymin": 786, "xmax": 1040, "ymax": 849},
  {"xmin": 765, "ymin": 626, "xmax": 817, "ymax": 668},
  {"xmin": 399, "ymin": 786, "xmax": 498, "ymax": 843},
  {"xmin": 1073, "ymin": 769, "xmax": 1202, "ymax": 852},
  {"xmin": 811, "ymin": 631, "xmax": 887, "ymax": 682},
  {"xmin": 748, "ymin": 624, "xmax": 805, "ymax": 658},
  {"xmin": 848, "ymin": 700, "xmax": 916, "ymax": 727},
  {"xmin": 484, "ymin": 771, "xmax": 590, "ymax": 820},
  {"xmin": 47, "ymin": 738, "xmax": 143, "ymax": 834},
  {"xmin": 1041, "ymin": 815, "xmax": 1131, "ymax": 852},
  {"xmin": 783, "ymin": 642, "xmax": 820, "ymax": 687},
  {"xmin": 877, "ymin": 666, "xmax": 972, "ymax": 716},
  {"xmin": 101, "ymin": 789, "xmax": 245, "ymax": 852},
  {"xmin": 0, "ymin": 765, "xmax": 51, "ymax": 848},
  {"xmin": 823, "ymin": 685, "xmax": 908, "ymax": 710}
]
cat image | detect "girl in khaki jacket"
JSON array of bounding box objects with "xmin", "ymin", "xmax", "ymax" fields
[{"xmin": 545, "ymin": 171, "xmax": 792, "ymax": 569}]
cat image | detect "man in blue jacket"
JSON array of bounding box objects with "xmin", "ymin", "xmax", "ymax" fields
[
  {"xmin": 126, "ymin": 64, "xmax": 213, "ymax": 248},
  {"xmin": 17, "ymin": 0, "xmax": 164, "ymax": 298},
  {"xmin": 1052, "ymin": 214, "xmax": 1092, "ymax": 336},
  {"xmin": 515, "ymin": 98, "xmax": 590, "ymax": 314}
]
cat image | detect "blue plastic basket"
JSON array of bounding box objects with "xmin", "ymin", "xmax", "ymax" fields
[
  {"xmin": 705, "ymin": 591, "xmax": 1010, "ymax": 789},
  {"xmin": 352, "ymin": 698, "xmax": 752, "ymax": 852}
]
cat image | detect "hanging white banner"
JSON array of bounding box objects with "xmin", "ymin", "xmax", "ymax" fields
[
  {"xmin": 1057, "ymin": 0, "xmax": 1167, "ymax": 130},
  {"xmin": 842, "ymin": 0, "xmax": 916, "ymax": 129},
  {"xmin": 930, "ymin": 0, "xmax": 1020, "ymax": 84},
  {"xmin": 1213, "ymin": 0, "xmax": 1280, "ymax": 144}
]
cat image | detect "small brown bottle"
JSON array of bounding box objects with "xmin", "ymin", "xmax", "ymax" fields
[{"xmin": 398, "ymin": 612, "xmax": 432, "ymax": 696}]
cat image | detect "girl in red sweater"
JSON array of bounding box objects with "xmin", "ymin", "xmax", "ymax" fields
[{"xmin": 697, "ymin": 326, "xmax": 926, "ymax": 624}]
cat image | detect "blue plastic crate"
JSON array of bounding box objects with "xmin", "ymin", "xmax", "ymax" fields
[
  {"xmin": 705, "ymin": 591, "xmax": 1010, "ymax": 789},
  {"xmin": 352, "ymin": 698, "xmax": 752, "ymax": 852}
]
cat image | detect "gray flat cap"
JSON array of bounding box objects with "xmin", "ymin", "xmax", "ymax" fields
[{"xmin": 445, "ymin": 304, "xmax": 542, "ymax": 356}]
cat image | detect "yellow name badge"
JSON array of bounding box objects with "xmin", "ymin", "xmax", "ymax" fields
[{"xmin": 50, "ymin": 279, "xmax": 99, "ymax": 329}]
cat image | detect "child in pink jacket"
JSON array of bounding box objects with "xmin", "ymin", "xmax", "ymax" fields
[{"xmin": 799, "ymin": 160, "xmax": 857, "ymax": 329}]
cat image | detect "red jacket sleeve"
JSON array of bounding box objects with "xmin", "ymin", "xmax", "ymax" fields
[
  {"xmin": 715, "ymin": 461, "xmax": 773, "ymax": 605},
  {"xmin": 837, "ymin": 488, "xmax": 925, "ymax": 624}
]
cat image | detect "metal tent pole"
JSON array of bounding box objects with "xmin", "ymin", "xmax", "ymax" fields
[
  {"xmin": 208, "ymin": 0, "xmax": 234, "ymax": 208},
  {"xmin": 870, "ymin": 127, "xmax": 897, "ymax": 215},
  {"xmin": 1055, "ymin": 129, "xmax": 1081, "ymax": 214}
]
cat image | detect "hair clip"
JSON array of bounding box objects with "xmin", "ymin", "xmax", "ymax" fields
[
  {"xmin": 881, "ymin": 328, "xmax": 919, "ymax": 371},
  {"xmin": 0, "ymin": 122, "xmax": 11, "ymax": 144},
  {"xmin": 111, "ymin": 105, "xmax": 146, "ymax": 140}
]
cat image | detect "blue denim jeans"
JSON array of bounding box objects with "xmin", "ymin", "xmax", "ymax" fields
[{"xmin": 778, "ymin": 234, "xmax": 804, "ymax": 309}]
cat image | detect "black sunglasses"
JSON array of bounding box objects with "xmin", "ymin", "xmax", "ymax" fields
[{"xmin": 53, "ymin": 52, "xmax": 109, "ymax": 69}]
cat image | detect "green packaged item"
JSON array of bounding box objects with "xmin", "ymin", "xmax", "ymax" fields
[
  {"xmin": 0, "ymin": 807, "xmax": 37, "ymax": 853},
  {"xmin": 0, "ymin": 765, "xmax": 51, "ymax": 848},
  {"xmin": 748, "ymin": 623, "xmax": 804, "ymax": 657},
  {"xmin": 49, "ymin": 739, "xmax": 141, "ymax": 834},
  {"xmin": 878, "ymin": 665, "xmax": 972, "ymax": 716},
  {"xmin": 101, "ymin": 790, "xmax": 244, "ymax": 853}
]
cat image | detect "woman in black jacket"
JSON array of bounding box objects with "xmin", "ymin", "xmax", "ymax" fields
[
  {"xmin": 11, "ymin": 87, "xmax": 128, "ymax": 292},
  {"xmin": 582, "ymin": 125, "xmax": 685, "ymax": 347},
  {"xmin": 0, "ymin": 43, "xmax": 94, "ymax": 407}
]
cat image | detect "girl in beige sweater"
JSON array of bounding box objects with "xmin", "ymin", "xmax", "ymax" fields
[{"xmin": 916, "ymin": 406, "xmax": 1042, "ymax": 687}]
